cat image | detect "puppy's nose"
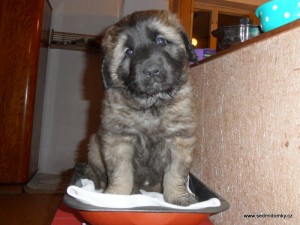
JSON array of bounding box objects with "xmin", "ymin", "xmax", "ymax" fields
[{"xmin": 143, "ymin": 64, "xmax": 161, "ymax": 76}]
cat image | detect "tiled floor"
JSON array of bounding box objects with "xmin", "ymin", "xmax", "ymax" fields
[
  {"xmin": 51, "ymin": 203, "xmax": 86, "ymax": 225},
  {"xmin": 0, "ymin": 170, "xmax": 216, "ymax": 225},
  {"xmin": 0, "ymin": 172, "xmax": 71, "ymax": 225},
  {"xmin": 0, "ymin": 193, "xmax": 63, "ymax": 225},
  {"xmin": 0, "ymin": 192, "xmax": 215, "ymax": 225}
]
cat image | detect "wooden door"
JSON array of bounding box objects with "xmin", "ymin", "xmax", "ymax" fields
[{"xmin": 0, "ymin": 0, "xmax": 51, "ymax": 184}]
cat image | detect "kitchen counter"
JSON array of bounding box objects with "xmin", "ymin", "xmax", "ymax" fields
[
  {"xmin": 190, "ymin": 19, "xmax": 300, "ymax": 225},
  {"xmin": 194, "ymin": 19, "xmax": 300, "ymax": 65}
]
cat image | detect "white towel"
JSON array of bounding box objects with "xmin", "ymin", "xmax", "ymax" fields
[{"xmin": 67, "ymin": 179, "xmax": 221, "ymax": 210}]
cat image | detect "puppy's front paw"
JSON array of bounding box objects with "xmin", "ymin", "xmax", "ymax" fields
[{"xmin": 165, "ymin": 193, "xmax": 198, "ymax": 206}]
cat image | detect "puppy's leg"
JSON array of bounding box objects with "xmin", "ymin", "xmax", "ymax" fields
[
  {"xmin": 163, "ymin": 136, "xmax": 197, "ymax": 206},
  {"xmin": 102, "ymin": 134, "xmax": 134, "ymax": 195},
  {"xmin": 86, "ymin": 134, "xmax": 107, "ymax": 190}
]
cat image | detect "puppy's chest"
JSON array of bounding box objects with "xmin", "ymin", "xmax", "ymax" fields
[
  {"xmin": 113, "ymin": 106, "xmax": 176, "ymax": 171},
  {"xmin": 133, "ymin": 112, "xmax": 171, "ymax": 159},
  {"xmin": 134, "ymin": 124, "xmax": 170, "ymax": 174},
  {"xmin": 133, "ymin": 110, "xmax": 167, "ymax": 135}
]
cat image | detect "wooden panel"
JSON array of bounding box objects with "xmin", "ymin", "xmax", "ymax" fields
[
  {"xmin": 169, "ymin": 0, "xmax": 194, "ymax": 37},
  {"xmin": 194, "ymin": 0, "xmax": 258, "ymax": 11},
  {"xmin": 0, "ymin": 0, "xmax": 44, "ymax": 183}
]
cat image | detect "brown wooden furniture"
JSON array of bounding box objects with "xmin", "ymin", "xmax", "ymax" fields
[
  {"xmin": 169, "ymin": 0, "xmax": 194, "ymax": 37},
  {"xmin": 0, "ymin": 0, "xmax": 52, "ymax": 185}
]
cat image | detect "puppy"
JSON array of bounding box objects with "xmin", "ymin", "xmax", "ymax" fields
[{"xmin": 85, "ymin": 10, "xmax": 198, "ymax": 206}]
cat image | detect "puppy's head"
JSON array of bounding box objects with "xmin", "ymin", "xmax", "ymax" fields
[{"xmin": 101, "ymin": 10, "xmax": 197, "ymax": 98}]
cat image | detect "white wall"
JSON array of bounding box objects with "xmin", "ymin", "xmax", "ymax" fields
[
  {"xmin": 39, "ymin": 0, "xmax": 168, "ymax": 174},
  {"xmin": 49, "ymin": 0, "xmax": 123, "ymax": 34},
  {"xmin": 38, "ymin": 0, "xmax": 121, "ymax": 174},
  {"xmin": 122, "ymin": 0, "xmax": 168, "ymax": 17}
]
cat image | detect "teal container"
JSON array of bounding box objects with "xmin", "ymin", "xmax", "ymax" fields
[{"xmin": 256, "ymin": 0, "xmax": 300, "ymax": 32}]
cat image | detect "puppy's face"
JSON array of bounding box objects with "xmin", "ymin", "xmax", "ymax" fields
[{"xmin": 102, "ymin": 10, "xmax": 195, "ymax": 98}]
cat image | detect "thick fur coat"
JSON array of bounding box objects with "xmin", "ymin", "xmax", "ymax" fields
[{"xmin": 85, "ymin": 10, "xmax": 198, "ymax": 206}]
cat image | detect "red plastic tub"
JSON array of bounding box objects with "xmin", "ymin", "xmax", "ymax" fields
[{"xmin": 63, "ymin": 165, "xmax": 229, "ymax": 225}]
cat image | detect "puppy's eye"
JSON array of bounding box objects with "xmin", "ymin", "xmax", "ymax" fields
[
  {"xmin": 156, "ymin": 37, "xmax": 168, "ymax": 46},
  {"xmin": 125, "ymin": 48, "xmax": 134, "ymax": 57}
]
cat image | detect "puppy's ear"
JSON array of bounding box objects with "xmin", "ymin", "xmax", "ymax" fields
[
  {"xmin": 101, "ymin": 56, "xmax": 114, "ymax": 90},
  {"xmin": 180, "ymin": 31, "xmax": 198, "ymax": 63}
]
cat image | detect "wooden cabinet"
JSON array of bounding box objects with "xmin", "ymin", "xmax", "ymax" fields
[
  {"xmin": 193, "ymin": 2, "xmax": 258, "ymax": 49},
  {"xmin": 169, "ymin": 0, "xmax": 194, "ymax": 37},
  {"xmin": 169, "ymin": 0, "xmax": 259, "ymax": 49},
  {"xmin": 0, "ymin": 0, "xmax": 52, "ymax": 184}
]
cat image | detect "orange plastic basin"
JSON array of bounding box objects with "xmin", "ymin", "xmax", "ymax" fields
[{"xmin": 80, "ymin": 211, "xmax": 210, "ymax": 225}]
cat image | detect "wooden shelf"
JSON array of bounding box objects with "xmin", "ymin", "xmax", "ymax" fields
[{"xmin": 49, "ymin": 30, "xmax": 102, "ymax": 52}]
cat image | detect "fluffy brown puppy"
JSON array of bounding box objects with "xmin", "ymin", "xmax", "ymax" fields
[{"xmin": 85, "ymin": 10, "xmax": 198, "ymax": 206}]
